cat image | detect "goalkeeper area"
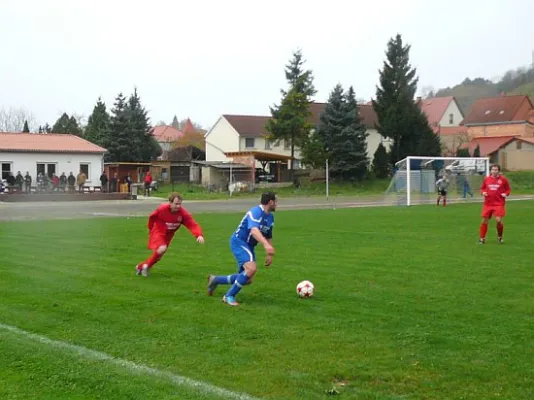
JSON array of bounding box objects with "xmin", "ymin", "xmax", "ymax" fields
[{"xmin": 384, "ymin": 156, "xmax": 490, "ymax": 206}]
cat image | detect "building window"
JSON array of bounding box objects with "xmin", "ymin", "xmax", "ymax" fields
[
  {"xmin": 265, "ymin": 139, "xmax": 272, "ymax": 150},
  {"xmin": 449, "ymin": 113, "xmax": 454, "ymax": 124},
  {"xmin": 1, "ymin": 162, "xmax": 12, "ymax": 180},
  {"xmin": 36, "ymin": 163, "xmax": 57, "ymax": 178},
  {"xmin": 245, "ymin": 138, "xmax": 255, "ymax": 148},
  {"xmin": 80, "ymin": 163, "xmax": 90, "ymax": 179},
  {"xmin": 516, "ymin": 141, "xmax": 522, "ymax": 150},
  {"xmin": 293, "ymin": 159, "xmax": 301, "ymax": 169}
]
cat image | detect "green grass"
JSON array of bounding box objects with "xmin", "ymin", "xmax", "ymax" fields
[
  {"xmin": 151, "ymin": 171, "xmax": 534, "ymax": 200},
  {"xmin": 154, "ymin": 179, "xmax": 390, "ymax": 200},
  {"xmin": 1, "ymin": 204, "xmax": 533, "ymax": 399}
]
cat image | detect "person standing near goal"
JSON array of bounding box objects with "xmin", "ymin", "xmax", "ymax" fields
[
  {"xmin": 135, "ymin": 192, "xmax": 205, "ymax": 276},
  {"xmin": 435, "ymin": 176, "xmax": 449, "ymax": 206},
  {"xmin": 479, "ymin": 164, "xmax": 511, "ymax": 244}
]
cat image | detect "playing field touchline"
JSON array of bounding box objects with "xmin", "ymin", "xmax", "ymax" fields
[{"xmin": 0, "ymin": 322, "xmax": 260, "ymax": 400}]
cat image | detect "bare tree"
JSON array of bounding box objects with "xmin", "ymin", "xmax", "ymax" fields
[{"xmin": 0, "ymin": 106, "xmax": 37, "ymax": 132}]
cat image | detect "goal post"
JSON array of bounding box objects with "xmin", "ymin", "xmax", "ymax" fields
[{"xmin": 384, "ymin": 156, "xmax": 490, "ymax": 206}]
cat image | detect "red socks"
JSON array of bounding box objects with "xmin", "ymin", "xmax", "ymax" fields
[
  {"xmin": 497, "ymin": 222, "xmax": 504, "ymax": 238},
  {"xmin": 437, "ymin": 197, "xmax": 440, "ymax": 205},
  {"xmin": 140, "ymin": 251, "xmax": 162, "ymax": 270},
  {"xmin": 480, "ymin": 223, "xmax": 488, "ymax": 239},
  {"xmin": 443, "ymin": 197, "xmax": 446, "ymax": 206}
]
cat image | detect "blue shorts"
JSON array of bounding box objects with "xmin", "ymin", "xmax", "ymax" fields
[{"xmin": 230, "ymin": 237, "xmax": 256, "ymax": 272}]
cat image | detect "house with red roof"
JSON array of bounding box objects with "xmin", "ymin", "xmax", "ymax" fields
[
  {"xmin": 0, "ymin": 132, "xmax": 106, "ymax": 187},
  {"xmin": 417, "ymin": 96, "xmax": 464, "ymax": 128},
  {"xmin": 459, "ymin": 95, "xmax": 534, "ymax": 170}
]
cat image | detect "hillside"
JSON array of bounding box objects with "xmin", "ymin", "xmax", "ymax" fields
[{"xmin": 431, "ymin": 66, "xmax": 534, "ymax": 114}]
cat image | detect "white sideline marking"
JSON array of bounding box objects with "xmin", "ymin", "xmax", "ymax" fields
[{"xmin": 0, "ymin": 323, "xmax": 260, "ymax": 400}]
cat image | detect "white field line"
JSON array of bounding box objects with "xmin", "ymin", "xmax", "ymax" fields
[{"xmin": 0, "ymin": 323, "xmax": 260, "ymax": 400}]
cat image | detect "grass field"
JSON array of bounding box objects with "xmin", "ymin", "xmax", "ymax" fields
[{"xmin": 1, "ymin": 202, "xmax": 533, "ymax": 399}]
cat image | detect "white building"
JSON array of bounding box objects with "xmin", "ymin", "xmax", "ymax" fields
[
  {"xmin": 0, "ymin": 133, "xmax": 106, "ymax": 187},
  {"xmin": 204, "ymin": 102, "xmax": 391, "ymax": 168}
]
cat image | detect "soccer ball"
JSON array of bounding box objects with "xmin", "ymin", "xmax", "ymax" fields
[{"xmin": 296, "ymin": 280, "xmax": 314, "ymax": 298}]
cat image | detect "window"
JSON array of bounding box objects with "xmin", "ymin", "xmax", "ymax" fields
[
  {"xmin": 292, "ymin": 159, "xmax": 301, "ymax": 169},
  {"xmin": 1, "ymin": 162, "xmax": 12, "ymax": 180},
  {"xmin": 36, "ymin": 163, "xmax": 56, "ymax": 178},
  {"xmin": 264, "ymin": 139, "xmax": 272, "ymax": 150},
  {"xmin": 516, "ymin": 141, "xmax": 522, "ymax": 150},
  {"xmin": 245, "ymin": 138, "xmax": 255, "ymax": 148},
  {"xmin": 80, "ymin": 163, "xmax": 90, "ymax": 179},
  {"xmin": 449, "ymin": 113, "xmax": 454, "ymax": 124}
]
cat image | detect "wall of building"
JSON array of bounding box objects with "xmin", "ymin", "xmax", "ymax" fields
[
  {"xmin": 439, "ymin": 100, "xmax": 464, "ymax": 127},
  {"xmin": 496, "ymin": 140, "xmax": 534, "ymax": 170},
  {"xmin": 468, "ymin": 123, "xmax": 534, "ymax": 138},
  {"xmin": 205, "ymin": 117, "xmax": 240, "ymax": 161},
  {"xmin": 0, "ymin": 152, "xmax": 104, "ymax": 186}
]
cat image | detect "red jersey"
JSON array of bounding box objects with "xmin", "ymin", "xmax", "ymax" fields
[
  {"xmin": 148, "ymin": 203, "xmax": 203, "ymax": 239},
  {"xmin": 144, "ymin": 173, "xmax": 153, "ymax": 184},
  {"xmin": 480, "ymin": 175, "xmax": 511, "ymax": 207}
]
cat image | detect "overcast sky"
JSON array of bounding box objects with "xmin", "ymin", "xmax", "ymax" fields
[{"xmin": 1, "ymin": 0, "xmax": 533, "ymax": 130}]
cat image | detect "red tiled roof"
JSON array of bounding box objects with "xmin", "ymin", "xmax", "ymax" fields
[
  {"xmin": 0, "ymin": 132, "xmax": 106, "ymax": 153},
  {"xmin": 223, "ymin": 102, "xmax": 378, "ymax": 137},
  {"xmin": 151, "ymin": 125, "xmax": 184, "ymax": 142},
  {"xmin": 182, "ymin": 118, "xmax": 197, "ymax": 135},
  {"xmin": 418, "ymin": 96, "xmax": 456, "ymax": 126},
  {"xmin": 462, "ymin": 136, "xmax": 516, "ymax": 156},
  {"xmin": 518, "ymin": 137, "xmax": 534, "ymax": 145},
  {"xmin": 461, "ymin": 95, "xmax": 533, "ymax": 125}
]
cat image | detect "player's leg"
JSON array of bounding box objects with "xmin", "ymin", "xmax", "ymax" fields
[
  {"xmin": 443, "ymin": 191, "xmax": 447, "ymax": 206},
  {"xmin": 479, "ymin": 208, "xmax": 492, "ymax": 244},
  {"xmin": 223, "ymin": 246, "xmax": 256, "ymax": 306},
  {"xmin": 495, "ymin": 207, "xmax": 506, "ymax": 243},
  {"xmin": 136, "ymin": 235, "xmax": 168, "ymax": 276},
  {"xmin": 207, "ymin": 239, "xmax": 245, "ymax": 295},
  {"xmin": 436, "ymin": 192, "xmax": 441, "ymax": 205}
]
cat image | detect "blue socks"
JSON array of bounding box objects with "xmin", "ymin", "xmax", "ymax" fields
[
  {"xmin": 213, "ymin": 274, "xmax": 238, "ymax": 285},
  {"xmin": 226, "ymin": 272, "xmax": 250, "ymax": 297}
]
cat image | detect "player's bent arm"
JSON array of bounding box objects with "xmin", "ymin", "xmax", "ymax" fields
[
  {"xmin": 147, "ymin": 208, "xmax": 160, "ymax": 230},
  {"xmin": 250, "ymin": 227, "xmax": 271, "ymax": 249},
  {"xmin": 182, "ymin": 212, "xmax": 203, "ymax": 238}
]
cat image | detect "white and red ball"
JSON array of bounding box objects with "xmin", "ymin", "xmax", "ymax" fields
[{"xmin": 296, "ymin": 280, "xmax": 314, "ymax": 298}]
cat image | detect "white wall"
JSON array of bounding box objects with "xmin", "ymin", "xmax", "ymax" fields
[
  {"xmin": 367, "ymin": 129, "xmax": 393, "ymax": 159},
  {"xmin": 0, "ymin": 152, "xmax": 104, "ymax": 186},
  {"xmin": 204, "ymin": 117, "xmax": 240, "ymax": 161},
  {"xmin": 439, "ymin": 100, "xmax": 464, "ymax": 127}
]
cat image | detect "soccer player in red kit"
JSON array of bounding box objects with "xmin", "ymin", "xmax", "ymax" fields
[
  {"xmin": 479, "ymin": 164, "xmax": 511, "ymax": 244},
  {"xmin": 135, "ymin": 192, "xmax": 204, "ymax": 276}
]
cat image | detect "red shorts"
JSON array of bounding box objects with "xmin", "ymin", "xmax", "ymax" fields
[
  {"xmin": 148, "ymin": 232, "xmax": 174, "ymax": 250},
  {"xmin": 482, "ymin": 205, "xmax": 506, "ymax": 219}
]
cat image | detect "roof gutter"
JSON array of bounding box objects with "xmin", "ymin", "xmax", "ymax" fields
[{"xmin": 464, "ymin": 120, "xmax": 533, "ymax": 127}]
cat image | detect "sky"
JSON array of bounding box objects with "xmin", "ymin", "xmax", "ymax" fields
[{"xmin": 1, "ymin": 0, "xmax": 533, "ymax": 131}]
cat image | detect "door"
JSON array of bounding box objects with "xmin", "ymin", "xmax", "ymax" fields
[{"xmin": 170, "ymin": 166, "xmax": 190, "ymax": 183}]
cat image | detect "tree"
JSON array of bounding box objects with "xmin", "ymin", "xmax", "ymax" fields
[
  {"xmin": 473, "ymin": 144, "xmax": 481, "ymax": 157},
  {"xmin": 85, "ymin": 97, "xmax": 111, "ymax": 147},
  {"xmin": 372, "ymin": 143, "xmax": 391, "ymax": 179},
  {"xmin": 0, "ymin": 106, "xmax": 36, "ymax": 132},
  {"xmin": 266, "ymin": 49, "xmax": 316, "ymax": 178},
  {"xmin": 330, "ymin": 86, "xmax": 369, "ymax": 180},
  {"xmin": 108, "ymin": 93, "xmax": 130, "ymax": 162},
  {"xmin": 38, "ymin": 123, "xmax": 52, "ymax": 133},
  {"xmin": 455, "ymin": 148, "xmax": 470, "ymax": 157},
  {"xmin": 372, "ymin": 34, "xmax": 441, "ymax": 164},
  {"xmin": 52, "ymin": 112, "xmax": 82, "ymax": 135},
  {"xmin": 315, "ymin": 83, "xmax": 346, "ymax": 161},
  {"xmin": 22, "ymin": 120, "xmax": 30, "ymax": 133},
  {"xmin": 126, "ymin": 88, "xmax": 161, "ymax": 162},
  {"xmin": 171, "ymin": 115, "xmax": 180, "ymax": 129}
]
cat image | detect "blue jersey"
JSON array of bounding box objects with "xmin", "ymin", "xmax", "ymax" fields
[{"xmin": 231, "ymin": 205, "xmax": 274, "ymax": 248}]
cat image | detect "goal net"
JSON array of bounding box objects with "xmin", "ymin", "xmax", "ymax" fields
[{"xmin": 383, "ymin": 156, "xmax": 490, "ymax": 206}]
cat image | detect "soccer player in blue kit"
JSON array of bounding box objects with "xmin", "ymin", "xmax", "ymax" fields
[{"xmin": 207, "ymin": 192, "xmax": 277, "ymax": 306}]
